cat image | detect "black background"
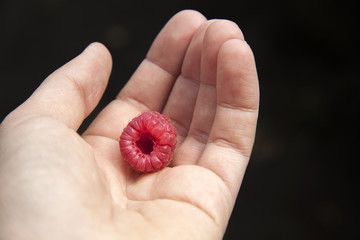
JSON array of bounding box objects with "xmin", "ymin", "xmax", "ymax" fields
[{"xmin": 0, "ymin": 0, "xmax": 358, "ymax": 239}]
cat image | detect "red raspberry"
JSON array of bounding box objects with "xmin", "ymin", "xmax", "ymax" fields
[{"xmin": 119, "ymin": 111, "xmax": 177, "ymax": 173}]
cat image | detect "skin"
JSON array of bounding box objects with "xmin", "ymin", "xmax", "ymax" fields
[{"xmin": 0, "ymin": 10, "xmax": 259, "ymax": 240}]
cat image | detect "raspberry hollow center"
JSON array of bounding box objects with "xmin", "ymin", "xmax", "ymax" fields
[{"xmin": 136, "ymin": 132, "xmax": 156, "ymax": 155}]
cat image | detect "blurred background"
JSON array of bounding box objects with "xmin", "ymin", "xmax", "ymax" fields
[{"xmin": 0, "ymin": 0, "xmax": 358, "ymax": 239}]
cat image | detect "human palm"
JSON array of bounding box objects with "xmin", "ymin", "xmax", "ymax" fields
[{"xmin": 0, "ymin": 10, "xmax": 259, "ymax": 240}]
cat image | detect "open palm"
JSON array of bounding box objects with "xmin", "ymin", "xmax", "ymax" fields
[{"xmin": 0, "ymin": 10, "xmax": 259, "ymax": 240}]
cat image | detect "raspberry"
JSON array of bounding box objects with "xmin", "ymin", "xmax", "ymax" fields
[{"xmin": 119, "ymin": 111, "xmax": 177, "ymax": 173}]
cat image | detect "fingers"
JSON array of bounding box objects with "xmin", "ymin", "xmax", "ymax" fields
[
  {"xmin": 198, "ymin": 39, "xmax": 259, "ymax": 201},
  {"xmin": 173, "ymin": 20, "xmax": 244, "ymax": 166},
  {"xmin": 84, "ymin": 10, "xmax": 206, "ymax": 139},
  {"xmin": 119, "ymin": 10, "xmax": 206, "ymax": 112},
  {"xmin": 11, "ymin": 43, "xmax": 112, "ymax": 130},
  {"xmin": 162, "ymin": 21, "xmax": 212, "ymax": 143}
]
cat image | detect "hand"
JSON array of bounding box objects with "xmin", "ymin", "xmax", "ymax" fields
[{"xmin": 0, "ymin": 10, "xmax": 259, "ymax": 240}]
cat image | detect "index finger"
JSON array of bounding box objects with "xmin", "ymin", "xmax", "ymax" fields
[{"xmin": 84, "ymin": 10, "xmax": 206, "ymax": 139}]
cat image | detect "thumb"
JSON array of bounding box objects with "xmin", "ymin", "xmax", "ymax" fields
[{"xmin": 14, "ymin": 42, "xmax": 112, "ymax": 130}]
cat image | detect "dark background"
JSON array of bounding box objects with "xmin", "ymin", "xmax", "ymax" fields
[{"xmin": 0, "ymin": 0, "xmax": 358, "ymax": 239}]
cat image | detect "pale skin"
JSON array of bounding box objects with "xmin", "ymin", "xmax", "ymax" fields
[{"xmin": 0, "ymin": 10, "xmax": 259, "ymax": 240}]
